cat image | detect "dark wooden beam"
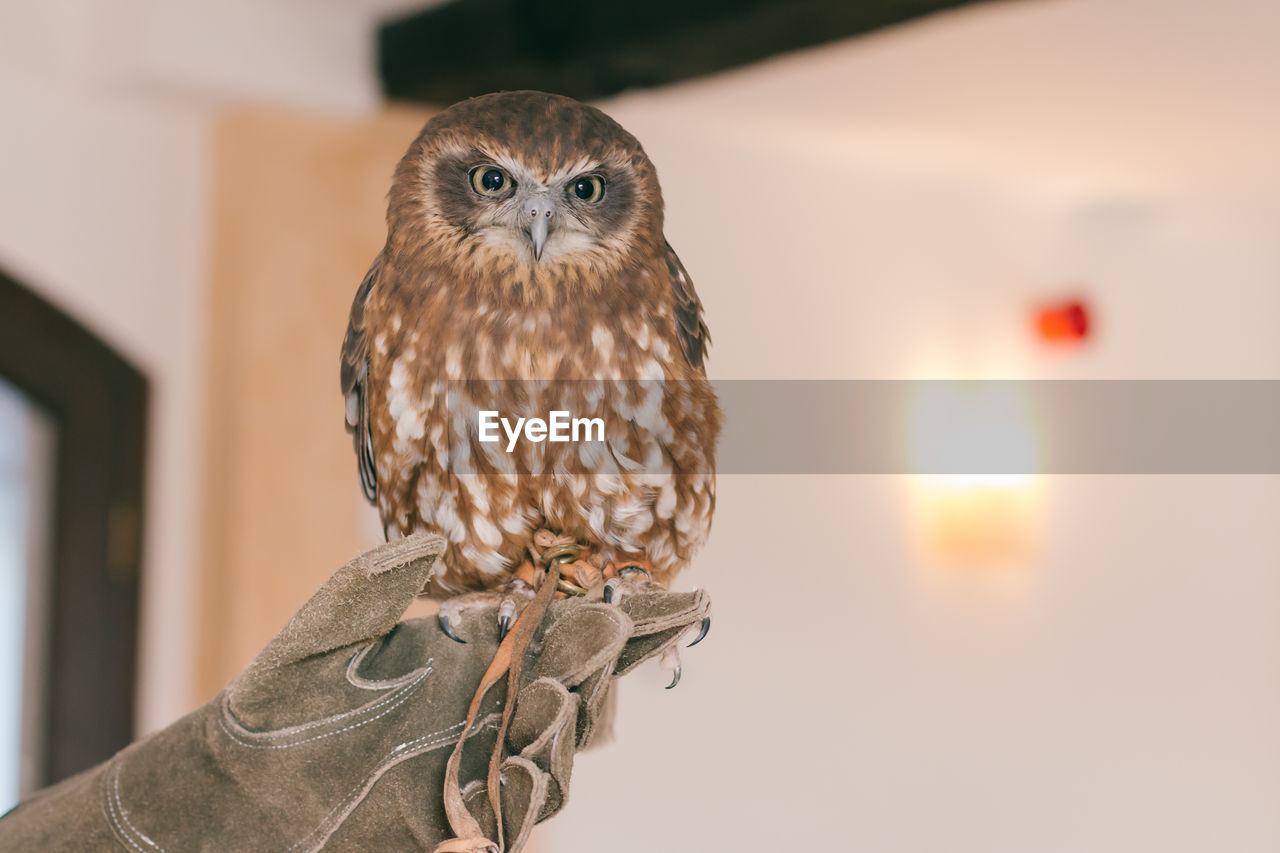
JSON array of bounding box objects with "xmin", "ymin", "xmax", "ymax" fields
[{"xmin": 379, "ymin": 0, "xmax": 987, "ymax": 105}]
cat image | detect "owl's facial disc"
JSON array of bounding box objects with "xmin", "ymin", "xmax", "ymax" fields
[{"xmin": 462, "ymin": 160, "xmax": 610, "ymax": 264}]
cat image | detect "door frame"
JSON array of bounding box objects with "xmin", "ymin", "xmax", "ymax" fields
[{"xmin": 0, "ymin": 268, "xmax": 146, "ymax": 787}]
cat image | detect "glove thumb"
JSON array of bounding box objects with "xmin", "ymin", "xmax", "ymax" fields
[{"xmin": 230, "ymin": 533, "xmax": 445, "ymax": 723}]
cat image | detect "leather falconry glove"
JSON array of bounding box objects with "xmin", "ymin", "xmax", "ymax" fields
[{"xmin": 0, "ymin": 534, "xmax": 711, "ymax": 851}]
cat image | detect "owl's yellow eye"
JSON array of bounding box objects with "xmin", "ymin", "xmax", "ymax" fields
[
  {"xmin": 569, "ymin": 174, "xmax": 605, "ymax": 204},
  {"xmin": 469, "ymin": 165, "xmax": 513, "ymax": 197}
]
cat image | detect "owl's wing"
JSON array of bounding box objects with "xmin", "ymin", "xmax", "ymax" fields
[
  {"xmin": 663, "ymin": 241, "xmax": 710, "ymax": 373},
  {"xmin": 341, "ymin": 254, "xmax": 382, "ymax": 503}
]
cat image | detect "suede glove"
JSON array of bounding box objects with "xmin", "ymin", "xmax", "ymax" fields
[{"xmin": 0, "ymin": 534, "xmax": 711, "ymax": 851}]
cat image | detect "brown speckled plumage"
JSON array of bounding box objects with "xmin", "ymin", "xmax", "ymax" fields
[{"xmin": 342, "ymin": 91, "xmax": 719, "ymax": 595}]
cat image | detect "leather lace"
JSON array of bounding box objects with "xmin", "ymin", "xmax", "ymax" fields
[{"xmin": 433, "ymin": 532, "xmax": 594, "ymax": 853}]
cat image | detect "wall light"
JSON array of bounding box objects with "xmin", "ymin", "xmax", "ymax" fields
[{"xmin": 906, "ymin": 383, "xmax": 1044, "ymax": 566}]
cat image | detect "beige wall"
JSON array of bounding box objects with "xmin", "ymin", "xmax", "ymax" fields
[
  {"xmin": 197, "ymin": 107, "xmax": 429, "ymax": 696},
  {"xmin": 550, "ymin": 14, "xmax": 1280, "ymax": 846},
  {"xmin": 197, "ymin": 93, "xmax": 1280, "ymax": 850},
  {"xmin": 534, "ymin": 85, "xmax": 1280, "ymax": 850}
]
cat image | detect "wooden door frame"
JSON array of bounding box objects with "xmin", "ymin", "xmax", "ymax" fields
[{"xmin": 0, "ymin": 268, "xmax": 146, "ymax": 787}]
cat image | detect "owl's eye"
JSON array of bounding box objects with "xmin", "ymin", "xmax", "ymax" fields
[
  {"xmin": 469, "ymin": 165, "xmax": 513, "ymax": 197},
  {"xmin": 569, "ymin": 174, "xmax": 605, "ymax": 204}
]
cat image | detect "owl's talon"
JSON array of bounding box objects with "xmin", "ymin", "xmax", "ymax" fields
[
  {"xmin": 603, "ymin": 577, "xmax": 621, "ymax": 605},
  {"xmin": 438, "ymin": 612, "xmax": 466, "ymax": 644},
  {"xmin": 688, "ymin": 616, "xmax": 711, "ymax": 648},
  {"xmin": 660, "ymin": 646, "xmax": 682, "ymax": 690},
  {"xmin": 437, "ymin": 579, "xmax": 534, "ymax": 646},
  {"xmin": 497, "ymin": 579, "xmax": 534, "ymax": 642}
]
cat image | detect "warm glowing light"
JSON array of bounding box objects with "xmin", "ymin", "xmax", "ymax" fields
[{"xmin": 907, "ymin": 383, "xmax": 1044, "ymax": 566}]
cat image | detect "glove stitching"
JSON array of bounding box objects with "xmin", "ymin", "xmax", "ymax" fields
[
  {"xmin": 103, "ymin": 761, "xmax": 166, "ymax": 853},
  {"xmin": 229, "ymin": 667, "xmax": 428, "ymax": 736},
  {"xmin": 286, "ymin": 715, "xmax": 502, "ymax": 853},
  {"xmin": 346, "ymin": 644, "xmax": 433, "ymax": 691},
  {"xmin": 387, "ymin": 719, "xmax": 466, "ymax": 757},
  {"xmin": 285, "ymin": 725, "xmax": 464, "ymax": 852},
  {"xmin": 220, "ymin": 670, "xmax": 428, "ymax": 748}
]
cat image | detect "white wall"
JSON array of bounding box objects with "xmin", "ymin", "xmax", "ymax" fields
[
  {"xmin": 0, "ymin": 0, "xmax": 428, "ymax": 733},
  {"xmin": 2, "ymin": 0, "xmax": 1277, "ymax": 848},
  {"xmin": 535, "ymin": 2, "xmax": 1280, "ymax": 849},
  {"xmin": 0, "ymin": 0, "xmax": 211, "ymax": 735}
]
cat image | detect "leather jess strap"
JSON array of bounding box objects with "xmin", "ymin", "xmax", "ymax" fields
[{"xmin": 433, "ymin": 533, "xmax": 591, "ymax": 853}]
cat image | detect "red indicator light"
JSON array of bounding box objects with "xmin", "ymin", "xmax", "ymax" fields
[{"xmin": 1035, "ymin": 299, "xmax": 1090, "ymax": 344}]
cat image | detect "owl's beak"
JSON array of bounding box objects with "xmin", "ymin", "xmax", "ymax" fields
[
  {"xmin": 530, "ymin": 214, "xmax": 550, "ymax": 260},
  {"xmin": 525, "ymin": 195, "xmax": 555, "ymax": 261}
]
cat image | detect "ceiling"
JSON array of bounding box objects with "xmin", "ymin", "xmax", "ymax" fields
[
  {"xmin": 596, "ymin": 0, "xmax": 1280, "ymax": 207},
  {"xmin": 377, "ymin": 0, "xmax": 985, "ymax": 104},
  {"xmin": 370, "ymin": 0, "xmax": 1280, "ymax": 206},
  {"xmin": 21, "ymin": 0, "xmax": 1276, "ymax": 205}
]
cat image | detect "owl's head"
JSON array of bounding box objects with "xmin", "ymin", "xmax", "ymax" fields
[{"xmin": 388, "ymin": 91, "xmax": 665, "ymax": 292}]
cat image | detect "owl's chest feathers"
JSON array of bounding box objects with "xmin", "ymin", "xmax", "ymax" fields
[
  {"xmin": 369, "ymin": 269, "xmax": 692, "ymax": 471},
  {"xmin": 375, "ymin": 279, "xmax": 678, "ymax": 383},
  {"xmin": 369, "ymin": 286, "xmax": 710, "ymax": 583}
]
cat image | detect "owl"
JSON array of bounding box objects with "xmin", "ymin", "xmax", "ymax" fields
[{"xmin": 341, "ymin": 91, "xmax": 718, "ymax": 659}]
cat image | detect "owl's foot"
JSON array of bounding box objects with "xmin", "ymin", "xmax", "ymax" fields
[
  {"xmin": 496, "ymin": 578, "xmax": 535, "ymax": 641},
  {"xmin": 601, "ymin": 560, "xmax": 710, "ymax": 688},
  {"xmin": 602, "ymin": 560, "xmax": 655, "ymax": 604},
  {"xmin": 602, "ymin": 562, "xmax": 710, "ymax": 644},
  {"xmin": 436, "ymin": 579, "xmax": 536, "ymax": 645}
]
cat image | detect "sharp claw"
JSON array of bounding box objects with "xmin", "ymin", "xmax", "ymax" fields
[
  {"xmin": 688, "ymin": 616, "xmax": 711, "ymax": 647},
  {"xmin": 438, "ymin": 612, "xmax": 466, "ymax": 644},
  {"xmin": 497, "ymin": 591, "xmax": 524, "ymax": 641},
  {"xmin": 603, "ymin": 577, "xmax": 621, "ymax": 605},
  {"xmin": 665, "ymin": 664, "xmax": 682, "ymax": 690}
]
